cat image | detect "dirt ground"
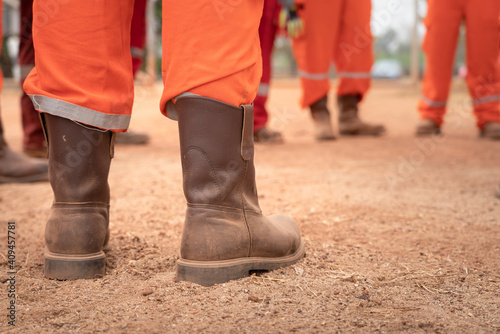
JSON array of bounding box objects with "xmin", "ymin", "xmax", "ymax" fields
[{"xmin": 1, "ymin": 78, "xmax": 499, "ymax": 333}]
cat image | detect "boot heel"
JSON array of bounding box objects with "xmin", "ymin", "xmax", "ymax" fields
[
  {"xmin": 177, "ymin": 259, "xmax": 255, "ymax": 286},
  {"xmin": 44, "ymin": 250, "xmax": 105, "ymax": 280}
]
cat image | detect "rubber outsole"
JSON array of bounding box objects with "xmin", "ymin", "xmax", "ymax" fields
[
  {"xmin": 176, "ymin": 241, "xmax": 306, "ymax": 286},
  {"xmin": 44, "ymin": 249, "xmax": 105, "ymax": 280}
]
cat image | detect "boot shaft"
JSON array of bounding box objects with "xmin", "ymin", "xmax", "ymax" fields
[
  {"xmin": 43, "ymin": 113, "xmax": 113, "ymax": 203},
  {"xmin": 337, "ymin": 95, "xmax": 360, "ymax": 121},
  {"xmin": 176, "ymin": 96, "xmax": 260, "ymax": 212},
  {"xmin": 310, "ymin": 95, "xmax": 328, "ymax": 113}
]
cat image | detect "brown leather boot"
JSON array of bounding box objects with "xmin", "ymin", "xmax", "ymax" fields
[
  {"xmin": 175, "ymin": 96, "xmax": 305, "ymax": 286},
  {"xmin": 254, "ymin": 127, "xmax": 284, "ymax": 144},
  {"xmin": 0, "ymin": 114, "xmax": 48, "ymax": 183},
  {"xmin": 338, "ymin": 95, "xmax": 385, "ymax": 136},
  {"xmin": 416, "ymin": 119, "xmax": 441, "ymax": 136},
  {"xmin": 480, "ymin": 122, "xmax": 500, "ymax": 140},
  {"xmin": 310, "ymin": 96, "xmax": 336, "ymax": 141},
  {"xmin": 43, "ymin": 113, "xmax": 113, "ymax": 280}
]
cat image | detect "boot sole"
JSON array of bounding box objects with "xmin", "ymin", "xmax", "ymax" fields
[
  {"xmin": 176, "ymin": 241, "xmax": 305, "ymax": 286},
  {"xmin": 44, "ymin": 249, "xmax": 105, "ymax": 280}
]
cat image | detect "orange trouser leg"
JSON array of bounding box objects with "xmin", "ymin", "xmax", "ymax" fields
[
  {"xmin": 464, "ymin": 0, "xmax": 500, "ymax": 129},
  {"xmin": 254, "ymin": 0, "xmax": 280, "ymax": 132},
  {"xmin": 333, "ymin": 0, "xmax": 373, "ymax": 101},
  {"xmin": 131, "ymin": 0, "xmax": 147, "ymax": 77},
  {"xmin": 418, "ymin": 0, "xmax": 463, "ymax": 127},
  {"xmin": 160, "ymin": 0, "xmax": 264, "ymax": 114},
  {"xmin": 292, "ymin": 0, "xmax": 340, "ymax": 108},
  {"xmin": 24, "ymin": 1, "xmax": 135, "ymax": 131}
]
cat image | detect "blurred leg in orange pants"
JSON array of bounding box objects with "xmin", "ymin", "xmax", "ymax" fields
[
  {"xmin": 19, "ymin": 0, "xmax": 46, "ymax": 158},
  {"xmin": 115, "ymin": 0, "xmax": 150, "ymax": 145},
  {"xmin": 0, "ymin": 0, "xmax": 48, "ymax": 183},
  {"xmin": 253, "ymin": 0, "xmax": 284, "ymax": 144},
  {"xmin": 292, "ymin": 0, "xmax": 385, "ymax": 140},
  {"xmin": 130, "ymin": 0, "xmax": 147, "ymax": 77},
  {"xmin": 24, "ymin": 0, "xmax": 304, "ymax": 284},
  {"xmin": 417, "ymin": 0, "xmax": 500, "ymax": 139}
]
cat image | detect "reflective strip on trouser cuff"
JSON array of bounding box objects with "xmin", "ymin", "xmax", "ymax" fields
[
  {"xmin": 298, "ymin": 70, "xmax": 329, "ymax": 80},
  {"xmin": 166, "ymin": 92, "xmax": 201, "ymax": 120},
  {"xmin": 29, "ymin": 94, "xmax": 131, "ymax": 130},
  {"xmin": 421, "ymin": 95, "xmax": 447, "ymax": 108},
  {"xmin": 337, "ymin": 72, "xmax": 371, "ymax": 79},
  {"xmin": 257, "ymin": 83, "xmax": 269, "ymax": 97},
  {"xmin": 130, "ymin": 46, "xmax": 145, "ymax": 59},
  {"xmin": 20, "ymin": 64, "xmax": 35, "ymax": 80},
  {"xmin": 472, "ymin": 95, "xmax": 500, "ymax": 105}
]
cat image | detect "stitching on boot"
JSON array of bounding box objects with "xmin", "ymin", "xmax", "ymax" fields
[
  {"xmin": 239, "ymin": 160, "xmax": 253, "ymax": 257},
  {"xmin": 183, "ymin": 146, "xmax": 223, "ymax": 204}
]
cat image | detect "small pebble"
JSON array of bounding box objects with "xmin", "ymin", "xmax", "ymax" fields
[
  {"xmin": 248, "ymin": 295, "xmax": 260, "ymax": 302},
  {"xmin": 142, "ymin": 289, "xmax": 154, "ymax": 296}
]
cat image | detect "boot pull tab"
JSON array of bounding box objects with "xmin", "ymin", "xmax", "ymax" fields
[{"xmin": 241, "ymin": 104, "xmax": 254, "ymax": 161}]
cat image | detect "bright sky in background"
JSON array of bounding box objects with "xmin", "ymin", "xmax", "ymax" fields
[{"xmin": 371, "ymin": 0, "xmax": 427, "ymax": 37}]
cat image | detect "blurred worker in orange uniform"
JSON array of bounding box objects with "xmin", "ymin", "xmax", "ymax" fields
[
  {"xmin": 18, "ymin": 0, "xmax": 45, "ymax": 157},
  {"xmin": 254, "ymin": 0, "xmax": 305, "ymax": 144},
  {"xmin": 417, "ymin": 0, "xmax": 500, "ymax": 139},
  {"xmin": 23, "ymin": 0, "xmax": 304, "ymax": 285},
  {"xmin": 0, "ymin": 1, "xmax": 48, "ymax": 183},
  {"xmin": 18, "ymin": 0, "xmax": 149, "ymax": 158},
  {"xmin": 253, "ymin": 0, "xmax": 284, "ymax": 144},
  {"xmin": 291, "ymin": 0, "xmax": 385, "ymax": 140}
]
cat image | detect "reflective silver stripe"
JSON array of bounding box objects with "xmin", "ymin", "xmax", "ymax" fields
[
  {"xmin": 167, "ymin": 92, "xmax": 202, "ymax": 120},
  {"xmin": 337, "ymin": 72, "xmax": 371, "ymax": 79},
  {"xmin": 298, "ymin": 70, "xmax": 329, "ymax": 80},
  {"xmin": 472, "ymin": 95, "xmax": 500, "ymax": 105},
  {"xmin": 20, "ymin": 64, "xmax": 35, "ymax": 80},
  {"xmin": 29, "ymin": 94, "xmax": 131, "ymax": 130},
  {"xmin": 256, "ymin": 83, "xmax": 269, "ymax": 97},
  {"xmin": 130, "ymin": 46, "xmax": 145, "ymax": 58},
  {"xmin": 421, "ymin": 95, "xmax": 447, "ymax": 108}
]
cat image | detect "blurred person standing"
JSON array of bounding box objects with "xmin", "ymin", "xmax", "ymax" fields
[
  {"xmin": 253, "ymin": 0, "xmax": 284, "ymax": 144},
  {"xmin": 253, "ymin": 0, "xmax": 303, "ymax": 144},
  {"xmin": 0, "ymin": 1, "xmax": 47, "ymax": 183},
  {"xmin": 416, "ymin": 0, "xmax": 500, "ymax": 139},
  {"xmin": 290, "ymin": 0, "xmax": 385, "ymax": 140},
  {"xmin": 18, "ymin": 0, "xmax": 45, "ymax": 157}
]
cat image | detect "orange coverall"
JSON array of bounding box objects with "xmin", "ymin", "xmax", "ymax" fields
[
  {"xmin": 419, "ymin": 0, "xmax": 500, "ymax": 129},
  {"xmin": 19, "ymin": 0, "xmax": 149, "ymax": 150},
  {"xmin": 23, "ymin": 0, "xmax": 263, "ymax": 132},
  {"xmin": 292, "ymin": 0, "xmax": 373, "ymax": 108}
]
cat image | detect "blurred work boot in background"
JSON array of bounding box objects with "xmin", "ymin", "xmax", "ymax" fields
[
  {"xmin": 338, "ymin": 95, "xmax": 385, "ymax": 136},
  {"xmin": 416, "ymin": 118, "xmax": 442, "ymax": 136},
  {"xmin": 310, "ymin": 96, "xmax": 336, "ymax": 141},
  {"xmin": 0, "ymin": 113, "xmax": 48, "ymax": 183},
  {"xmin": 480, "ymin": 122, "xmax": 500, "ymax": 140}
]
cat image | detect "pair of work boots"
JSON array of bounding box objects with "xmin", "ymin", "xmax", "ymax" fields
[
  {"xmin": 0, "ymin": 117, "xmax": 48, "ymax": 184},
  {"xmin": 416, "ymin": 119, "xmax": 500, "ymax": 140},
  {"xmin": 310, "ymin": 95, "xmax": 385, "ymax": 140},
  {"xmin": 42, "ymin": 96, "xmax": 304, "ymax": 286}
]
